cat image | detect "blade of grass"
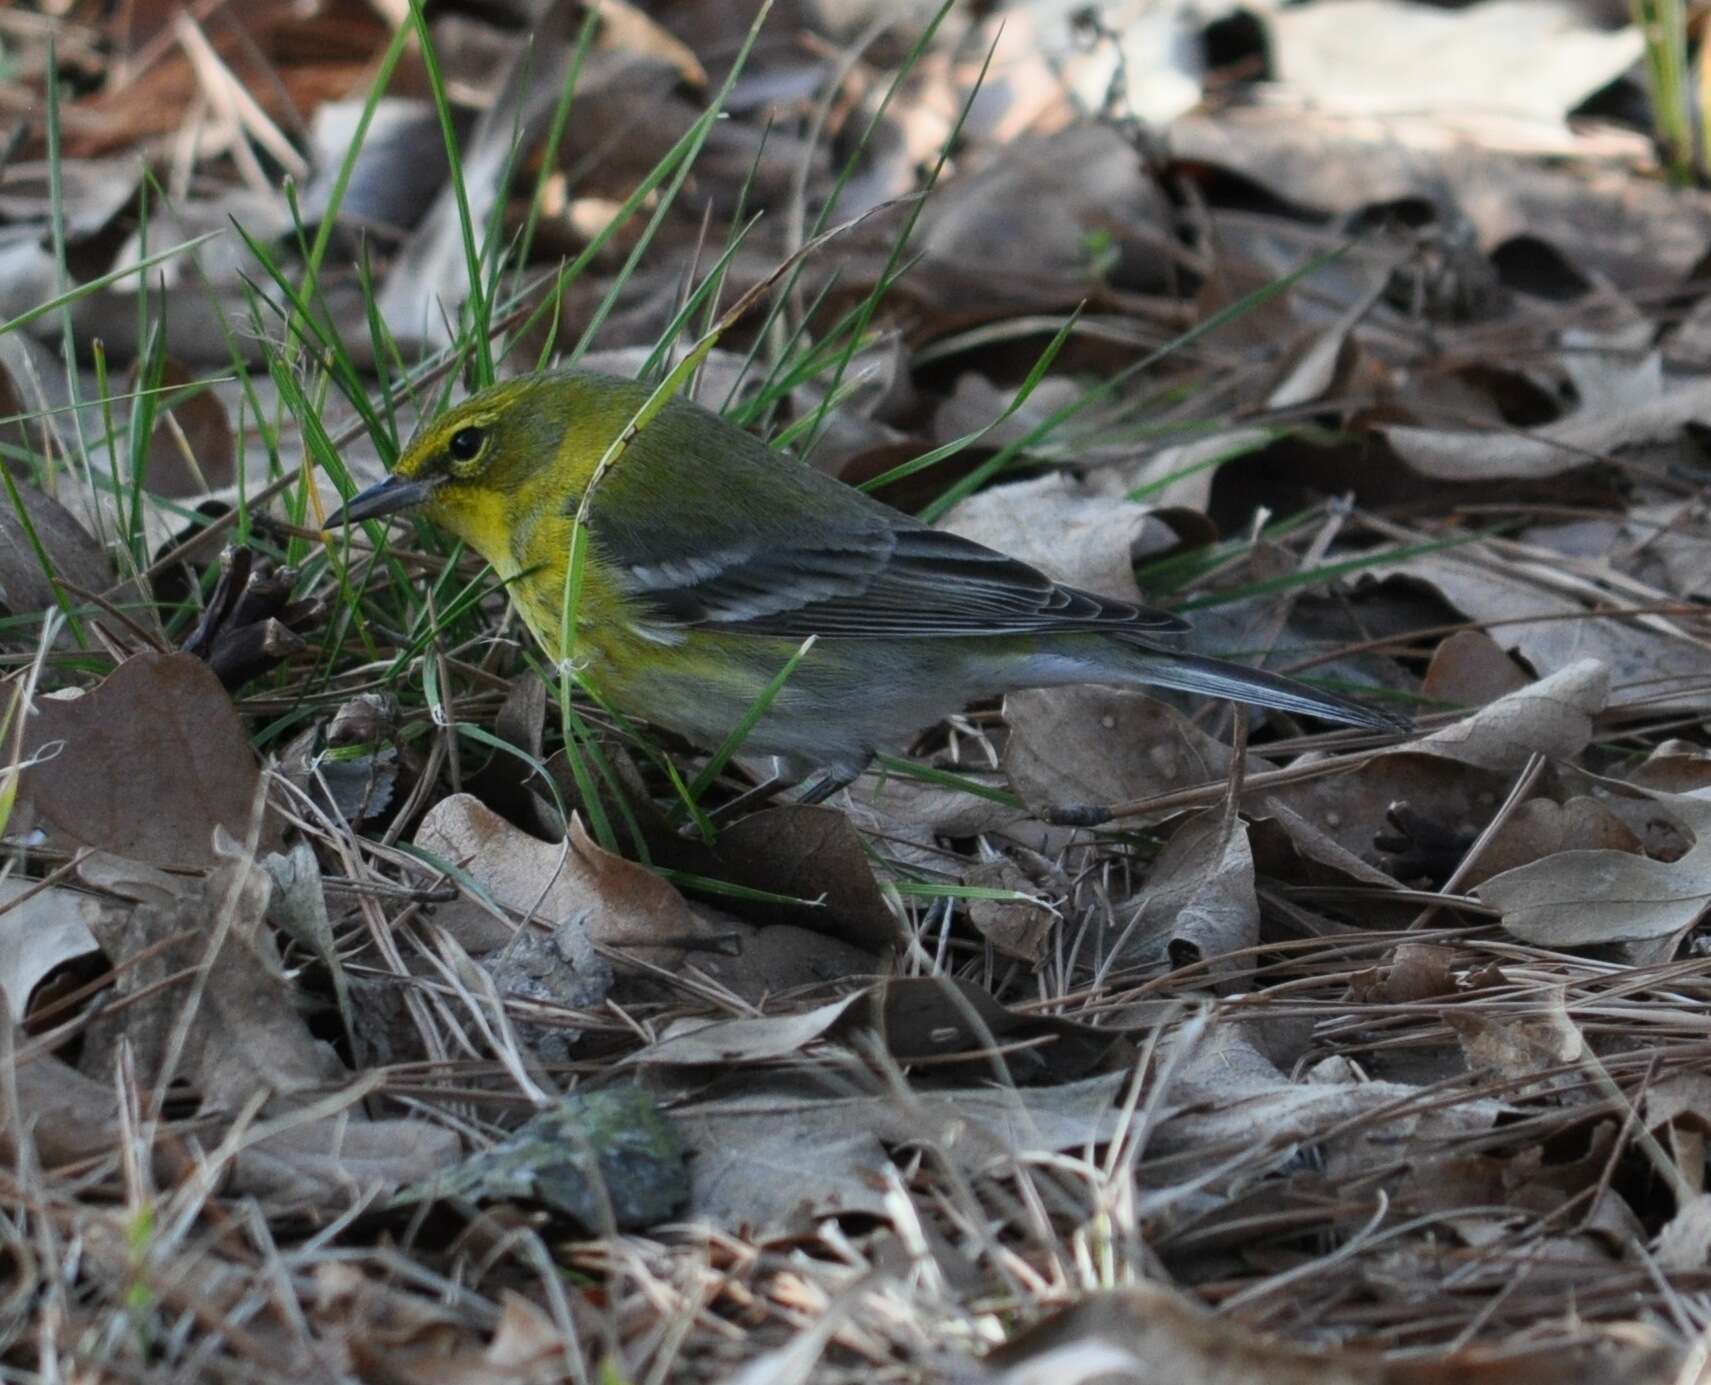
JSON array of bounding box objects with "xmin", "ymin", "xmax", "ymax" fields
[
  {"xmin": 0, "ymin": 233, "xmax": 220, "ymax": 343},
  {"xmin": 735, "ymin": 0, "xmax": 954, "ymax": 416},
  {"xmin": 408, "ymin": 0, "xmax": 493, "ymax": 385},
  {"xmin": 792, "ymin": 6, "xmax": 984, "ymax": 459},
  {"xmin": 852, "ymin": 307, "xmax": 1081, "ymax": 490},
  {"xmin": 1172, "ymin": 530, "xmax": 1492, "ymax": 613},
  {"xmin": 915, "ymin": 247, "xmax": 1351, "ymax": 522},
  {"xmin": 870, "ymin": 754, "xmax": 1024, "ymax": 810},
  {"xmin": 684, "ymin": 636, "xmax": 816, "ymax": 809},
  {"xmin": 567, "ymin": 1, "xmax": 776, "ymax": 364}
]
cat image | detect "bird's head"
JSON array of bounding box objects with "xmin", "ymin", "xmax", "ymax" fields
[{"xmin": 326, "ymin": 376, "xmax": 572, "ymax": 541}]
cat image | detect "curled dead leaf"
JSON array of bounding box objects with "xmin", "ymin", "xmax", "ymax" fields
[
  {"xmin": 1408, "ymin": 657, "xmax": 1608, "ymax": 773},
  {"xmin": 0, "ymin": 878, "xmax": 103, "ymax": 1024},
  {"xmin": 1420, "ymin": 629, "xmax": 1532, "ymax": 706},
  {"xmin": 415, "ymin": 793, "xmax": 723, "ymax": 977},
  {"xmin": 1111, "ymin": 812, "xmax": 1259, "ymax": 994}
]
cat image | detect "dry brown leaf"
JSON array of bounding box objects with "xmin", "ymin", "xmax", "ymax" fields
[
  {"xmin": 79, "ymin": 834, "xmax": 457, "ymax": 1202},
  {"xmin": 363, "ymin": 1288, "xmax": 563, "ymax": 1385},
  {"xmin": 1460, "ymin": 796, "xmax": 1641, "ymax": 887},
  {"xmin": 1148, "ymin": 1025, "xmax": 1504, "ymax": 1173},
  {"xmin": 229, "ymin": 1112, "xmax": 464, "ymax": 1208},
  {"xmin": 416, "ymin": 792, "xmax": 718, "ymax": 980},
  {"xmin": 0, "ymin": 482, "xmax": 125, "ymax": 639},
  {"xmin": 915, "ymin": 123, "xmax": 1179, "ymax": 313},
  {"xmin": 1247, "ymin": 661, "xmax": 1605, "ymax": 893},
  {"xmin": 673, "ymin": 1067, "xmax": 1132, "ymax": 1238},
  {"xmin": 1266, "ymin": 279, "xmax": 1384, "ymax": 410},
  {"xmin": 940, "ymin": 472, "xmax": 1168, "ymax": 605},
  {"xmin": 1407, "ymin": 657, "xmax": 1607, "ymax": 773},
  {"xmin": 679, "ymin": 917, "xmax": 880, "ymax": 1002},
  {"xmin": 716, "ymin": 804, "xmax": 900, "ymax": 951},
  {"xmin": 1444, "ymin": 1011, "xmax": 1579, "ymax": 1098},
  {"xmin": 672, "ymin": 1076, "xmax": 897, "ymax": 1235},
  {"xmin": 1644, "ymin": 1071, "xmax": 1711, "ymax": 1201},
  {"xmin": 74, "ymin": 849, "xmax": 179, "ymax": 902},
  {"xmin": 979, "ymin": 1284, "xmax": 1685, "ymax": 1385},
  {"xmin": 1387, "ymin": 340, "xmax": 1711, "ymax": 482},
  {"xmin": 0, "ymin": 877, "xmax": 103, "ymax": 1024},
  {"xmin": 1379, "ymin": 548, "xmax": 1711, "ymax": 708},
  {"xmin": 980, "ymin": 1284, "xmax": 1374, "ymax": 1385},
  {"xmin": 1255, "ymin": 752, "xmax": 1505, "ymax": 887},
  {"xmin": 1002, "ymin": 686, "xmax": 1266, "ymax": 825},
  {"xmin": 879, "ymin": 975, "xmax": 1117, "ymax": 1083},
  {"xmin": 1381, "ymin": 942, "xmax": 1458, "ymax": 1004},
  {"xmin": 1094, "ymin": 427, "xmax": 1272, "ymax": 514},
  {"xmin": 1108, "ymin": 811, "xmax": 1258, "ymax": 990},
  {"xmin": 1420, "ymin": 629, "xmax": 1533, "ymax": 706},
  {"xmin": 80, "ymin": 835, "xmax": 337, "ymax": 1104},
  {"xmin": 483, "ymin": 1292, "xmax": 566, "ymax": 1379},
  {"xmin": 310, "ymin": 1262, "xmax": 476, "ymax": 1374},
  {"xmin": 1627, "ymin": 740, "xmax": 1711, "ymax": 794},
  {"xmin": 0, "ymin": 332, "xmax": 74, "ymax": 470},
  {"xmin": 1269, "ymin": 1, "xmax": 1640, "ymax": 127},
  {"xmin": 1643, "ymin": 1070, "xmax": 1711, "ymax": 1142},
  {"xmin": 964, "ymin": 856, "xmax": 1057, "ymax": 963},
  {"xmin": 0, "ymin": 1046, "xmax": 136, "ymax": 1171},
  {"xmin": 631, "ymin": 992, "xmax": 866, "ymax": 1067},
  {"xmin": 1655, "ymin": 1193, "xmax": 1711, "ymax": 1272},
  {"xmin": 1476, "ymin": 783, "xmax": 1711, "ymax": 948},
  {"xmin": 846, "ymin": 769, "xmax": 1028, "ymax": 854},
  {"xmin": 565, "ymin": 814, "xmax": 728, "ymax": 962},
  {"xmin": 130, "ymin": 358, "xmax": 235, "ymax": 498},
  {"xmin": 19, "ymin": 651, "xmax": 278, "ymax": 870},
  {"xmin": 931, "ymin": 373, "xmax": 1085, "ymax": 459}
]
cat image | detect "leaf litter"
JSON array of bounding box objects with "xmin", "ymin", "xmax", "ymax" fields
[{"xmin": 6, "ymin": 0, "xmax": 1711, "ymax": 1380}]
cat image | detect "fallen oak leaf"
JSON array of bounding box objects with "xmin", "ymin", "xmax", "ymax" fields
[
  {"xmin": 567, "ymin": 813, "xmax": 734, "ymax": 963},
  {"xmin": 1002, "ymin": 686, "xmax": 1267, "ymax": 827},
  {"xmin": 1247, "ymin": 660, "xmax": 1609, "ymax": 892},
  {"xmin": 1476, "ymin": 782, "xmax": 1711, "ymax": 948},
  {"xmin": 1407, "ymin": 657, "xmax": 1608, "ymax": 773},
  {"xmin": 1385, "ymin": 354, "xmax": 1711, "ymax": 483},
  {"xmin": 414, "ymin": 794, "xmax": 726, "ymax": 976},
  {"xmin": 715, "ymin": 804, "xmax": 901, "ymax": 950},
  {"xmin": 18, "ymin": 650, "xmax": 280, "ymax": 870}
]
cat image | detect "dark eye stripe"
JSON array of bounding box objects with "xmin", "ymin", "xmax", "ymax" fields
[{"xmin": 449, "ymin": 427, "xmax": 484, "ymax": 461}]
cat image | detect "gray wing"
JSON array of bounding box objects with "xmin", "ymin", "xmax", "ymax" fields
[
  {"xmin": 582, "ymin": 383, "xmax": 1187, "ymax": 641},
  {"xmin": 603, "ymin": 516, "xmax": 1188, "ymax": 640}
]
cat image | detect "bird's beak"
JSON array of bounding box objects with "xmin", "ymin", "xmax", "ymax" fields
[{"xmin": 325, "ymin": 473, "xmax": 439, "ymax": 527}]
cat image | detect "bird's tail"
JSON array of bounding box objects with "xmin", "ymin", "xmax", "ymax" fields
[{"xmin": 1124, "ymin": 648, "xmax": 1409, "ymax": 732}]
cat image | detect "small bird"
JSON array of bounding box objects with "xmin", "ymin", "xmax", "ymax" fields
[{"xmin": 329, "ymin": 371, "xmax": 1403, "ymax": 801}]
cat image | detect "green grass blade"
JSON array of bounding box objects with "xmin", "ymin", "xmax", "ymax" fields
[
  {"xmin": 684, "ymin": 636, "xmax": 815, "ymax": 807},
  {"xmin": 408, "ymin": 0, "xmax": 493, "ymax": 385}
]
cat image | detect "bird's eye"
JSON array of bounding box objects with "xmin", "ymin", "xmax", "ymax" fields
[{"xmin": 448, "ymin": 426, "xmax": 485, "ymax": 464}]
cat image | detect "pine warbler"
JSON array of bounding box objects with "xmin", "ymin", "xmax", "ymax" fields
[{"xmin": 330, "ymin": 372, "xmax": 1402, "ymax": 800}]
